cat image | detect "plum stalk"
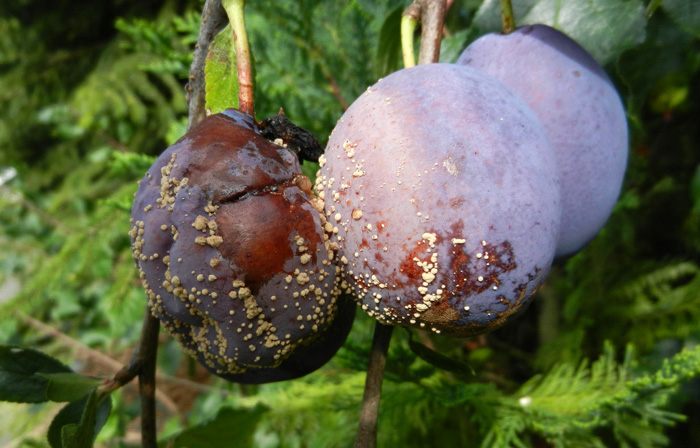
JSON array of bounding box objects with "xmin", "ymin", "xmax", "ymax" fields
[
  {"xmin": 500, "ymin": 0, "xmax": 516, "ymax": 34},
  {"xmin": 354, "ymin": 323, "xmax": 394, "ymax": 448},
  {"xmin": 401, "ymin": 2, "xmax": 420, "ymax": 68},
  {"xmin": 222, "ymin": 0, "xmax": 255, "ymax": 116}
]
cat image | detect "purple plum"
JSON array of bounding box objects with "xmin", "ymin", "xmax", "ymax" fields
[
  {"xmin": 316, "ymin": 63, "xmax": 561, "ymax": 336},
  {"xmin": 457, "ymin": 24, "xmax": 628, "ymax": 257},
  {"xmin": 129, "ymin": 109, "xmax": 354, "ymax": 383}
]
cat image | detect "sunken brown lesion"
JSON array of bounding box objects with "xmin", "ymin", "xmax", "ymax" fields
[
  {"xmin": 446, "ymin": 239, "xmax": 517, "ymax": 299},
  {"xmin": 420, "ymin": 301, "xmax": 461, "ymax": 325}
]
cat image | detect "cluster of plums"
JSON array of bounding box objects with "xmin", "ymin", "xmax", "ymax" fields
[{"xmin": 130, "ymin": 25, "xmax": 627, "ymax": 382}]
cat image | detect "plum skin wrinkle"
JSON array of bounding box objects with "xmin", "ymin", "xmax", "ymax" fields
[
  {"xmin": 316, "ymin": 63, "xmax": 561, "ymax": 336},
  {"xmin": 457, "ymin": 24, "xmax": 629, "ymax": 257}
]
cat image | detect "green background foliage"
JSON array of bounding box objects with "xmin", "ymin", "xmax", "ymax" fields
[{"xmin": 1, "ymin": 0, "xmax": 700, "ymax": 446}]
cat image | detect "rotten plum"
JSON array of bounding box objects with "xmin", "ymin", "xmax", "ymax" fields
[
  {"xmin": 457, "ymin": 25, "xmax": 628, "ymax": 257},
  {"xmin": 129, "ymin": 108, "xmax": 354, "ymax": 383},
  {"xmin": 316, "ymin": 63, "xmax": 561, "ymax": 336}
]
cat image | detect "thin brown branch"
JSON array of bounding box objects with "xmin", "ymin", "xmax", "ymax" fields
[
  {"xmin": 417, "ymin": 0, "xmax": 447, "ymax": 65},
  {"xmin": 18, "ymin": 312, "xmax": 179, "ymax": 414},
  {"xmin": 96, "ymin": 130, "xmax": 131, "ymax": 153},
  {"xmin": 138, "ymin": 311, "xmax": 160, "ymax": 448},
  {"xmin": 1, "ymin": 186, "xmax": 71, "ymax": 233},
  {"xmin": 354, "ymin": 323, "xmax": 394, "ymax": 448},
  {"xmin": 403, "ymin": 1, "xmax": 421, "ymax": 22},
  {"xmin": 327, "ymin": 74, "xmax": 349, "ymax": 111},
  {"xmin": 186, "ymin": 0, "xmax": 227, "ymax": 131}
]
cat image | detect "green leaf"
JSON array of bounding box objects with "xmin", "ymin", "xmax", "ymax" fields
[
  {"xmin": 40, "ymin": 372, "xmax": 103, "ymax": 403},
  {"xmin": 374, "ymin": 6, "xmax": 403, "ymax": 78},
  {"xmin": 47, "ymin": 390, "xmax": 112, "ymax": 448},
  {"xmin": 407, "ymin": 333, "xmax": 474, "ymax": 376},
  {"xmin": 0, "ymin": 345, "xmax": 72, "ymax": 403},
  {"xmin": 158, "ymin": 405, "xmax": 268, "ymax": 448},
  {"xmin": 440, "ymin": 29, "xmax": 473, "ymax": 64},
  {"xmin": 474, "ymin": 0, "xmax": 647, "ymax": 65},
  {"xmin": 205, "ymin": 24, "xmax": 239, "ymax": 114},
  {"xmin": 662, "ymin": 0, "xmax": 700, "ymax": 37}
]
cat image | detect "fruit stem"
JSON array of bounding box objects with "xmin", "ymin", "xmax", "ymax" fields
[
  {"xmin": 418, "ymin": 0, "xmax": 446, "ymax": 65},
  {"xmin": 401, "ymin": 2, "xmax": 420, "ymax": 68},
  {"xmin": 354, "ymin": 322, "xmax": 394, "ymax": 448},
  {"xmin": 222, "ymin": 0, "xmax": 254, "ymax": 116},
  {"xmin": 500, "ymin": 0, "xmax": 516, "ymax": 34}
]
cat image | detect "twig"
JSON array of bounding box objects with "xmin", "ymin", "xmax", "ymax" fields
[
  {"xmin": 354, "ymin": 323, "xmax": 394, "ymax": 448},
  {"xmin": 138, "ymin": 311, "xmax": 160, "ymax": 448},
  {"xmin": 418, "ymin": 0, "xmax": 447, "ymax": 65},
  {"xmin": 18, "ymin": 312, "xmax": 179, "ymax": 413},
  {"xmin": 186, "ymin": 0, "xmax": 227, "ymax": 131},
  {"xmin": 327, "ymin": 74, "xmax": 349, "ymax": 111},
  {"xmin": 1, "ymin": 186, "xmax": 71, "ymax": 233},
  {"xmin": 107, "ymin": 311, "xmax": 163, "ymax": 447}
]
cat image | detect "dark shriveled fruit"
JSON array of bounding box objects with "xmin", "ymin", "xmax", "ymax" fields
[
  {"xmin": 457, "ymin": 25, "xmax": 628, "ymax": 257},
  {"xmin": 129, "ymin": 109, "xmax": 354, "ymax": 383},
  {"xmin": 316, "ymin": 64, "xmax": 561, "ymax": 336}
]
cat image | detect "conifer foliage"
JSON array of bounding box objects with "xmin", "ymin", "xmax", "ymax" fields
[{"xmin": 1, "ymin": 0, "xmax": 700, "ymax": 447}]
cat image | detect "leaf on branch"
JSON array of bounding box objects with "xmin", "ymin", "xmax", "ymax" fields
[
  {"xmin": 0, "ymin": 345, "xmax": 72, "ymax": 403},
  {"xmin": 375, "ymin": 6, "xmax": 403, "ymax": 78},
  {"xmin": 47, "ymin": 390, "xmax": 113, "ymax": 448},
  {"xmin": 158, "ymin": 405, "xmax": 268, "ymax": 448},
  {"xmin": 662, "ymin": 0, "xmax": 700, "ymax": 38},
  {"xmin": 40, "ymin": 372, "xmax": 104, "ymax": 403},
  {"xmin": 205, "ymin": 24, "xmax": 239, "ymax": 114},
  {"xmin": 407, "ymin": 332, "xmax": 475, "ymax": 376}
]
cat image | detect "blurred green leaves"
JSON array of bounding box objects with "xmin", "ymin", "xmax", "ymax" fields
[
  {"xmin": 0, "ymin": 345, "xmax": 73, "ymax": 403},
  {"xmin": 48, "ymin": 390, "xmax": 113, "ymax": 448},
  {"xmin": 158, "ymin": 405, "xmax": 268, "ymax": 448},
  {"xmin": 1, "ymin": 0, "xmax": 700, "ymax": 447}
]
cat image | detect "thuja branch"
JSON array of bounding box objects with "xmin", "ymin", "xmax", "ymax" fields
[
  {"xmin": 418, "ymin": 0, "xmax": 447, "ymax": 65},
  {"xmin": 187, "ymin": 0, "xmax": 227, "ymax": 131},
  {"xmin": 354, "ymin": 323, "xmax": 394, "ymax": 448},
  {"xmin": 222, "ymin": 0, "xmax": 254, "ymax": 116}
]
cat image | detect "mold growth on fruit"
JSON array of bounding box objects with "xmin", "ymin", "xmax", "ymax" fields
[
  {"xmin": 130, "ymin": 109, "xmax": 354, "ymax": 383},
  {"xmin": 316, "ymin": 64, "xmax": 560, "ymax": 337}
]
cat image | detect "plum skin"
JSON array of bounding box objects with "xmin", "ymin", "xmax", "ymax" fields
[
  {"xmin": 129, "ymin": 109, "xmax": 354, "ymax": 384},
  {"xmin": 316, "ymin": 63, "xmax": 561, "ymax": 336},
  {"xmin": 457, "ymin": 24, "xmax": 628, "ymax": 257}
]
